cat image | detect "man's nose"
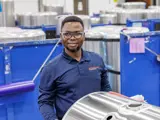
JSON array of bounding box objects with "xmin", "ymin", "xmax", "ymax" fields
[{"xmin": 70, "ymin": 35, "xmax": 76, "ymax": 40}]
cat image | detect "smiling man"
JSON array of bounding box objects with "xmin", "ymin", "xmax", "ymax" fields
[{"xmin": 38, "ymin": 16, "xmax": 112, "ymax": 120}]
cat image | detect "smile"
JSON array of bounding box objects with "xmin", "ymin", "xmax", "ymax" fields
[{"xmin": 68, "ymin": 43, "xmax": 78, "ymax": 47}]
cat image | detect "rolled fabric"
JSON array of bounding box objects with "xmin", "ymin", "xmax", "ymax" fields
[{"xmin": 0, "ymin": 81, "xmax": 35, "ymax": 96}]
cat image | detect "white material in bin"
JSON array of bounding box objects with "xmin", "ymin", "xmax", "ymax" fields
[{"xmin": 0, "ymin": 27, "xmax": 45, "ymax": 43}]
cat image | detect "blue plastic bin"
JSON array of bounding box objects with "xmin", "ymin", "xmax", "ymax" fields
[
  {"xmin": 148, "ymin": 19, "xmax": 160, "ymax": 31},
  {"xmin": 120, "ymin": 31, "xmax": 160, "ymax": 106},
  {"xmin": 41, "ymin": 25, "xmax": 57, "ymax": 39},
  {"xmin": 0, "ymin": 40, "xmax": 63, "ymax": 120},
  {"xmin": 126, "ymin": 19, "xmax": 150, "ymax": 29},
  {"xmin": 91, "ymin": 23, "xmax": 110, "ymax": 28},
  {"xmin": 0, "ymin": 1, "xmax": 2, "ymax": 12},
  {"xmin": 127, "ymin": 19, "xmax": 160, "ymax": 31}
]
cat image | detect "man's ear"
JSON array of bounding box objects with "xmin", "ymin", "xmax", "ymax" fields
[{"xmin": 60, "ymin": 33, "xmax": 64, "ymax": 44}]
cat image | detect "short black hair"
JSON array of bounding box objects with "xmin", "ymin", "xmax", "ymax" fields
[{"xmin": 61, "ymin": 16, "xmax": 84, "ymax": 30}]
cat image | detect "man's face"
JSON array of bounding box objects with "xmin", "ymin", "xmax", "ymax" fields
[{"xmin": 61, "ymin": 22, "xmax": 85, "ymax": 53}]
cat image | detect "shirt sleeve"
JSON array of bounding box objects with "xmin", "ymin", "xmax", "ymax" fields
[
  {"xmin": 100, "ymin": 58, "xmax": 112, "ymax": 92},
  {"xmin": 38, "ymin": 65, "xmax": 57, "ymax": 120}
]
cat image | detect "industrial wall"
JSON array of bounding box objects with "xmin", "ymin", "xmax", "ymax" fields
[{"xmin": 14, "ymin": 0, "xmax": 118, "ymax": 15}]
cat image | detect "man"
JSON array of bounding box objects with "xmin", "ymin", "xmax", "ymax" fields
[{"xmin": 38, "ymin": 16, "xmax": 112, "ymax": 120}]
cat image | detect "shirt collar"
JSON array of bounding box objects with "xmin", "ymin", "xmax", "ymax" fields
[{"xmin": 62, "ymin": 49, "xmax": 90, "ymax": 63}]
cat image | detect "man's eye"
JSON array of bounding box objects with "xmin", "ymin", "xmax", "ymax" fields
[
  {"xmin": 76, "ymin": 33, "xmax": 82, "ymax": 35},
  {"xmin": 64, "ymin": 33, "xmax": 70, "ymax": 36}
]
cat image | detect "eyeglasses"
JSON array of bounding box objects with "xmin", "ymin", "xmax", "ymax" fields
[{"xmin": 61, "ymin": 32, "xmax": 84, "ymax": 39}]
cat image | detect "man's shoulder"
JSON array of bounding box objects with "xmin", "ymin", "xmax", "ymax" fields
[
  {"xmin": 44, "ymin": 53, "xmax": 63, "ymax": 69},
  {"xmin": 85, "ymin": 50, "xmax": 103, "ymax": 60}
]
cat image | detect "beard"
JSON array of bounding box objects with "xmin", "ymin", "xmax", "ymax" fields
[{"xmin": 66, "ymin": 45, "xmax": 81, "ymax": 52}]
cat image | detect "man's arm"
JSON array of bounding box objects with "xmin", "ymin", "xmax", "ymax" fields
[
  {"xmin": 100, "ymin": 58, "xmax": 112, "ymax": 92},
  {"xmin": 38, "ymin": 65, "xmax": 57, "ymax": 120}
]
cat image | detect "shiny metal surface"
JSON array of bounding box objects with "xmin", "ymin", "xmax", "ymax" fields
[
  {"xmin": 38, "ymin": 0, "xmax": 44, "ymax": 12},
  {"xmin": 105, "ymin": 6, "xmax": 160, "ymax": 24},
  {"xmin": 17, "ymin": 12, "xmax": 57, "ymax": 27},
  {"xmin": 0, "ymin": 27, "xmax": 45, "ymax": 43},
  {"xmin": 0, "ymin": 12, "xmax": 3, "ymax": 26},
  {"xmin": 0, "ymin": 0, "xmax": 15, "ymax": 27},
  {"xmin": 105, "ymin": 7, "xmax": 123, "ymax": 14},
  {"xmin": 36, "ymin": 13, "xmax": 45, "ymax": 26},
  {"xmin": 84, "ymin": 31, "xmax": 105, "ymax": 60},
  {"xmin": 56, "ymin": 15, "xmax": 69, "ymax": 36},
  {"xmin": 119, "ymin": 9, "xmax": 144, "ymax": 24},
  {"xmin": 144, "ymin": 9, "xmax": 160, "ymax": 19},
  {"xmin": 105, "ymin": 8, "xmax": 145, "ymax": 24},
  {"xmin": 100, "ymin": 14, "xmax": 117, "ymax": 24},
  {"xmin": 17, "ymin": 13, "xmax": 32, "ymax": 27},
  {"xmin": 63, "ymin": 92, "xmax": 160, "ymax": 120},
  {"xmin": 76, "ymin": 15, "xmax": 91, "ymax": 30},
  {"xmin": 31, "ymin": 13, "xmax": 39, "ymax": 27},
  {"xmin": 122, "ymin": 2, "xmax": 146, "ymax": 9},
  {"xmin": 44, "ymin": 4, "xmax": 63, "ymax": 15},
  {"xmin": 84, "ymin": 26, "xmax": 125, "ymax": 92},
  {"xmin": 90, "ymin": 17, "xmax": 100, "ymax": 25},
  {"xmin": 44, "ymin": 12, "xmax": 57, "ymax": 26},
  {"xmin": 85, "ymin": 32, "xmax": 105, "ymax": 39},
  {"xmin": 148, "ymin": 6, "xmax": 160, "ymax": 9},
  {"xmin": 157, "ymin": 0, "xmax": 160, "ymax": 6},
  {"xmin": 83, "ymin": 40, "xmax": 103, "ymax": 58},
  {"xmin": 106, "ymin": 39, "xmax": 120, "ymax": 92},
  {"xmin": 87, "ymin": 25, "xmax": 125, "ymax": 39}
]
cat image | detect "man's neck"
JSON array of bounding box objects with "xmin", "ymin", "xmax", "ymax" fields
[{"xmin": 65, "ymin": 48, "xmax": 82, "ymax": 62}]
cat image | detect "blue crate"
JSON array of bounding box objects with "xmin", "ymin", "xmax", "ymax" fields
[
  {"xmin": 41, "ymin": 25, "xmax": 56, "ymax": 31},
  {"xmin": 0, "ymin": 40, "xmax": 63, "ymax": 120},
  {"xmin": 0, "ymin": 105, "xmax": 6, "ymax": 120},
  {"xmin": 148, "ymin": 19, "xmax": 160, "ymax": 31},
  {"xmin": 127, "ymin": 19, "xmax": 160, "ymax": 31},
  {"xmin": 92, "ymin": 13, "xmax": 100, "ymax": 17},
  {"xmin": 91, "ymin": 23, "xmax": 111, "ymax": 28},
  {"xmin": 41, "ymin": 25, "xmax": 58, "ymax": 39},
  {"xmin": 19, "ymin": 26, "xmax": 42, "ymax": 29},
  {"xmin": 0, "ymin": 49, "xmax": 4, "ymax": 85},
  {"xmin": 120, "ymin": 31, "xmax": 160, "ymax": 106},
  {"xmin": 0, "ymin": 1, "xmax": 2, "ymax": 12},
  {"xmin": 126, "ymin": 19, "xmax": 150, "ymax": 28}
]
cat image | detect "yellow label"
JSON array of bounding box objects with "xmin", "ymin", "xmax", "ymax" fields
[{"xmin": 114, "ymin": 0, "xmax": 118, "ymax": 2}]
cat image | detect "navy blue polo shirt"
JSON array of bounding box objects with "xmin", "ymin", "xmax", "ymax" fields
[{"xmin": 38, "ymin": 49, "xmax": 111, "ymax": 120}]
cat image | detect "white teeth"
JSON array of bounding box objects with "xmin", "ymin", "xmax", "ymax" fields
[{"xmin": 69, "ymin": 43, "xmax": 77, "ymax": 47}]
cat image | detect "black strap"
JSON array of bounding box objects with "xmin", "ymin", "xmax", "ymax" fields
[
  {"xmin": 85, "ymin": 38, "xmax": 120, "ymax": 42},
  {"xmin": 107, "ymin": 69, "xmax": 120, "ymax": 75}
]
